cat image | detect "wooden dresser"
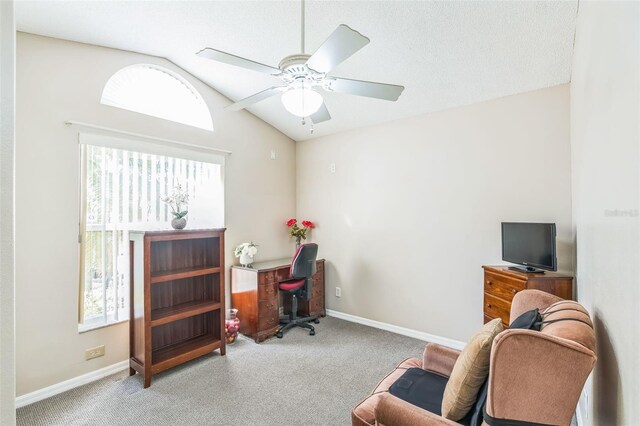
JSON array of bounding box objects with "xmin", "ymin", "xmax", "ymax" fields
[
  {"xmin": 482, "ymin": 265, "xmax": 573, "ymax": 328},
  {"xmin": 231, "ymin": 258, "xmax": 325, "ymax": 342}
]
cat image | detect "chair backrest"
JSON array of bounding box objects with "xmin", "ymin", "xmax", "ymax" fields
[
  {"xmin": 290, "ymin": 243, "xmax": 318, "ymax": 300},
  {"xmin": 486, "ymin": 290, "xmax": 597, "ymax": 426}
]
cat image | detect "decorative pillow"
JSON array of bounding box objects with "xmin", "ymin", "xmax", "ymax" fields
[{"xmin": 441, "ymin": 318, "xmax": 503, "ymax": 421}]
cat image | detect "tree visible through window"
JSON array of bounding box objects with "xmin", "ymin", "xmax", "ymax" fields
[
  {"xmin": 101, "ymin": 64, "xmax": 213, "ymax": 131},
  {"xmin": 79, "ymin": 144, "xmax": 224, "ymax": 330}
]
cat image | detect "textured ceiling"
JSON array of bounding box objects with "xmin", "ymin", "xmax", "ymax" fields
[{"xmin": 16, "ymin": 0, "xmax": 578, "ymax": 141}]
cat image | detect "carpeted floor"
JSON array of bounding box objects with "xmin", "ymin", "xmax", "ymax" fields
[{"xmin": 17, "ymin": 317, "xmax": 426, "ymax": 425}]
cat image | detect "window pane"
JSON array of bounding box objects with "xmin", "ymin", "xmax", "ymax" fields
[
  {"xmin": 101, "ymin": 64, "xmax": 213, "ymax": 131},
  {"xmin": 80, "ymin": 144, "xmax": 224, "ymax": 329}
]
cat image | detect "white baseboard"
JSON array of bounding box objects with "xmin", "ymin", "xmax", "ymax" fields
[
  {"xmin": 326, "ymin": 309, "xmax": 466, "ymax": 350},
  {"xmin": 16, "ymin": 360, "xmax": 128, "ymax": 408}
]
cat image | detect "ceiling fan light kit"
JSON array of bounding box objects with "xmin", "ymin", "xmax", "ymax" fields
[
  {"xmin": 196, "ymin": 0, "xmax": 404, "ymax": 131},
  {"xmin": 281, "ymin": 86, "xmax": 323, "ymax": 117}
]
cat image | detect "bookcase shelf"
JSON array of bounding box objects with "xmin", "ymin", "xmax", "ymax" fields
[
  {"xmin": 129, "ymin": 229, "xmax": 226, "ymax": 388},
  {"xmin": 152, "ymin": 333, "xmax": 221, "ymax": 374},
  {"xmin": 151, "ymin": 266, "xmax": 221, "ymax": 284},
  {"xmin": 151, "ymin": 300, "xmax": 221, "ymax": 327}
]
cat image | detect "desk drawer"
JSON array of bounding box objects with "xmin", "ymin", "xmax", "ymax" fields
[
  {"xmin": 307, "ymin": 297, "xmax": 324, "ymax": 316},
  {"xmin": 311, "ymin": 282, "xmax": 323, "ymax": 299},
  {"xmin": 258, "ymin": 282, "xmax": 278, "ymax": 301},
  {"xmin": 484, "ymin": 271, "xmax": 525, "ymax": 302},
  {"xmin": 259, "ymin": 271, "xmax": 276, "ymax": 285},
  {"xmin": 484, "ymin": 293, "xmax": 511, "ymax": 326},
  {"xmin": 258, "ymin": 308, "xmax": 279, "ymax": 330}
]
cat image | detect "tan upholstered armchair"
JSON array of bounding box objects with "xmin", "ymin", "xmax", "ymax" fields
[{"xmin": 352, "ymin": 290, "xmax": 597, "ymax": 426}]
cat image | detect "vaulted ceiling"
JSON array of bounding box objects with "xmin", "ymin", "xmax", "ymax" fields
[{"xmin": 16, "ymin": 1, "xmax": 578, "ymax": 141}]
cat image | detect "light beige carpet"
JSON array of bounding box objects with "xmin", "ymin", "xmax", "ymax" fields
[{"xmin": 17, "ymin": 317, "xmax": 426, "ymax": 425}]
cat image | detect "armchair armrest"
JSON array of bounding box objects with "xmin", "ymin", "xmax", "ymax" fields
[
  {"xmin": 487, "ymin": 329, "xmax": 596, "ymax": 426},
  {"xmin": 375, "ymin": 393, "xmax": 459, "ymax": 426},
  {"xmin": 422, "ymin": 343, "xmax": 461, "ymax": 378}
]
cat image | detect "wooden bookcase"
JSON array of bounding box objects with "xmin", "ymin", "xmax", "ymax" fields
[{"xmin": 129, "ymin": 229, "xmax": 226, "ymax": 388}]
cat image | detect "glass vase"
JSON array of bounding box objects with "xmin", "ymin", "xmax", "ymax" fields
[{"xmin": 225, "ymin": 308, "xmax": 240, "ymax": 345}]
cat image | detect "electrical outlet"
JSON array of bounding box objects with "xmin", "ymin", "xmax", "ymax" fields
[
  {"xmin": 330, "ymin": 163, "xmax": 336, "ymax": 173},
  {"xmin": 270, "ymin": 150, "xmax": 277, "ymax": 160},
  {"xmin": 335, "ymin": 287, "xmax": 341, "ymax": 297},
  {"xmin": 85, "ymin": 345, "xmax": 105, "ymax": 360}
]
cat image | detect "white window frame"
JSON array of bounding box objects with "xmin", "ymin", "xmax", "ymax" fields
[{"xmin": 77, "ymin": 132, "xmax": 225, "ymax": 332}]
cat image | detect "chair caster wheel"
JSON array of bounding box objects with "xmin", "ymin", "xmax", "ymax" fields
[
  {"xmin": 309, "ymin": 330, "xmax": 315, "ymax": 336},
  {"xmin": 276, "ymin": 331, "xmax": 283, "ymax": 338},
  {"xmin": 313, "ymin": 319, "xmax": 320, "ymax": 324}
]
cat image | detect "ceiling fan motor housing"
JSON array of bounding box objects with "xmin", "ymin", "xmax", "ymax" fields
[{"xmin": 278, "ymin": 54, "xmax": 324, "ymax": 87}]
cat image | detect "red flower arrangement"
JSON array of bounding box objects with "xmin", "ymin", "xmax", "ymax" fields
[{"xmin": 286, "ymin": 218, "xmax": 315, "ymax": 245}]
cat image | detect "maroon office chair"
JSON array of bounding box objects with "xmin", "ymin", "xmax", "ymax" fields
[{"xmin": 276, "ymin": 243, "xmax": 319, "ymax": 338}]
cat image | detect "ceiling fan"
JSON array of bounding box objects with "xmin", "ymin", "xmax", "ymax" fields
[{"xmin": 196, "ymin": 0, "xmax": 404, "ymax": 129}]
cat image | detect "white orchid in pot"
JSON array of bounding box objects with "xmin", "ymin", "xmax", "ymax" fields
[
  {"xmin": 162, "ymin": 184, "xmax": 189, "ymax": 230},
  {"xmin": 234, "ymin": 242, "xmax": 258, "ymax": 267}
]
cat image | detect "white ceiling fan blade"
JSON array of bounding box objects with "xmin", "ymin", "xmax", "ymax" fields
[
  {"xmin": 197, "ymin": 48, "xmax": 282, "ymax": 76},
  {"xmin": 226, "ymin": 86, "xmax": 287, "ymax": 111},
  {"xmin": 310, "ymin": 102, "xmax": 331, "ymax": 124},
  {"xmin": 324, "ymin": 77, "xmax": 404, "ymax": 101},
  {"xmin": 306, "ymin": 24, "xmax": 370, "ymax": 74}
]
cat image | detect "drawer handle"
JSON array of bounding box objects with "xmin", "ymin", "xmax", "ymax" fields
[
  {"xmin": 486, "ymin": 280, "xmax": 492, "ymax": 286},
  {"xmin": 486, "ymin": 303, "xmax": 492, "ymax": 308},
  {"xmin": 512, "ymin": 289, "xmax": 517, "ymax": 294}
]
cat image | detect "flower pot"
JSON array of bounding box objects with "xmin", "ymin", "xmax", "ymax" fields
[
  {"xmin": 239, "ymin": 253, "xmax": 253, "ymax": 267},
  {"xmin": 171, "ymin": 217, "xmax": 187, "ymax": 230}
]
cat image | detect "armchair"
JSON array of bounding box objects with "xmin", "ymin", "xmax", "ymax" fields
[{"xmin": 352, "ymin": 290, "xmax": 597, "ymax": 426}]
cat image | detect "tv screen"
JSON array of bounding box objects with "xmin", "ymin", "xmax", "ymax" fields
[{"xmin": 501, "ymin": 222, "xmax": 557, "ymax": 271}]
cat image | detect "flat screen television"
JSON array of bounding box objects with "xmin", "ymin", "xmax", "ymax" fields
[{"xmin": 501, "ymin": 222, "xmax": 557, "ymax": 273}]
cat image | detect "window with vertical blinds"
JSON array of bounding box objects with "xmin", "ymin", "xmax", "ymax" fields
[{"xmin": 78, "ymin": 133, "xmax": 225, "ymax": 331}]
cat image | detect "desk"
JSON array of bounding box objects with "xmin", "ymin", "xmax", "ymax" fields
[{"xmin": 231, "ymin": 258, "xmax": 325, "ymax": 342}]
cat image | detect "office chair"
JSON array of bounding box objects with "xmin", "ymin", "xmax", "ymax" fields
[{"xmin": 276, "ymin": 243, "xmax": 319, "ymax": 338}]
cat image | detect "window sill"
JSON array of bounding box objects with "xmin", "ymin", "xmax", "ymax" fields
[{"xmin": 78, "ymin": 319, "xmax": 129, "ymax": 334}]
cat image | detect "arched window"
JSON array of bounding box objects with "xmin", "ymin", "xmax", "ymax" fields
[{"xmin": 101, "ymin": 64, "xmax": 213, "ymax": 131}]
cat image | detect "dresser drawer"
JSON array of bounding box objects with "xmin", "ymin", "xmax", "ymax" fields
[
  {"xmin": 258, "ymin": 282, "xmax": 278, "ymax": 301},
  {"xmin": 484, "ymin": 293, "xmax": 511, "ymax": 326},
  {"xmin": 484, "ymin": 271, "xmax": 525, "ymax": 302}
]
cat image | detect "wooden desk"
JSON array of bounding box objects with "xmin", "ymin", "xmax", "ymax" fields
[{"xmin": 231, "ymin": 258, "xmax": 325, "ymax": 342}]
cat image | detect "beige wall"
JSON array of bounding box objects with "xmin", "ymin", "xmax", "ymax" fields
[
  {"xmin": 296, "ymin": 85, "xmax": 573, "ymax": 342},
  {"xmin": 15, "ymin": 33, "xmax": 296, "ymax": 396},
  {"xmin": 570, "ymin": 2, "xmax": 640, "ymax": 424},
  {"xmin": 1, "ymin": 2, "xmax": 16, "ymax": 424}
]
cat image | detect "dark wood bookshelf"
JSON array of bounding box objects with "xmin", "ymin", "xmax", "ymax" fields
[{"xmin": 129, "ymin": 229, "xmax": 226, "ymax": 388}]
